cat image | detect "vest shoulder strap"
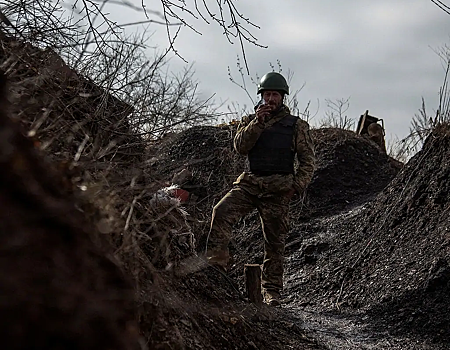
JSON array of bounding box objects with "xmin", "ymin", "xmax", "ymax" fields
[{"xmin": 278, "ymin": 114, "xmax": 298, "ymax": 127}]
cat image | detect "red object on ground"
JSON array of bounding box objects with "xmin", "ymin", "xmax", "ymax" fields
[{"xmin": 173, "ymin": 188, "xmax": 189, "ymax": 202}]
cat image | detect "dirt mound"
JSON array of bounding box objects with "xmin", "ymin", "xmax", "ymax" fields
[
  {"xmin": 287, "ymin": 123, "xmax": 450, "ymax": 346},
  {"xmin": 0, "ymin": 74, "xmax": 139, "ymax": 350},
  {"xmin": 0, "ymin": 39, "xmax": 198, "ymax": 349},
  {"xmin": 304, "ymin": 128, "xmax": 400, "ymax": 218},
  {"xmin": 149, "ymin": 124, "xmax": 404, "ymax": 316},
  {"xmin": 150, "ymin": 125, "xmax": 245, "ymax": 196},
  {"xmin": 137, "ymin": 264, "xmax": 322, "ymax": 350},
  {"xmin": 0, "ymin": 36, "xmax": 141, "ymax": 166}
]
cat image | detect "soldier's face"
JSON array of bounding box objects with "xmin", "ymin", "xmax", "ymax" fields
[{"xmin": 262, "ymin": 90, "xmax": 283, "ymax": 112}]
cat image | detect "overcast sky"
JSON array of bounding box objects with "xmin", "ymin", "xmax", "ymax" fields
[{"xmin": 105, "ymin": 0, "xmax": 450, "ymax": 145}]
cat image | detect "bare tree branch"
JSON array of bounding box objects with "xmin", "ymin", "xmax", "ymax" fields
[{"xmin": 431, "ymin": 0, "xmax": 450, "ymax": 16}]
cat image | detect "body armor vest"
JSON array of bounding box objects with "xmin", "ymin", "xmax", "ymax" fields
[{"xmin": 248, "ymin": 115, "xmax": 298, "ymax": 175}]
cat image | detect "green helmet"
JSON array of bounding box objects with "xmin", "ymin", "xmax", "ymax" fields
[{"xmin": 257, "ymin": 72, "xmax": 289, "ymax": 95}]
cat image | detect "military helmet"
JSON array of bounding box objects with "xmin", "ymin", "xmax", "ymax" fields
[{"xmin": 257, "ymin": 72, "xmax": 289, "ymax": 95}]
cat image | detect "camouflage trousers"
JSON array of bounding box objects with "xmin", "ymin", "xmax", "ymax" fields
[{"xmin": 207, "ymin": 186, "xmax": 290, "ymax": 293}]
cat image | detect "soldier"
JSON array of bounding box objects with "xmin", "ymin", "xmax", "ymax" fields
[
  {"xmin": 206, "ymin": 72, "xmax": 315, "ymax": 306},
  {"xmin": 356, "ymin": 110, "xmax": 386, "ymax": 153}
]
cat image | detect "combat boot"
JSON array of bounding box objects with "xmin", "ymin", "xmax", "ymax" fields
[{"xmin": 262, "ymin": 289, "xmax": 281, "ymax": 306}]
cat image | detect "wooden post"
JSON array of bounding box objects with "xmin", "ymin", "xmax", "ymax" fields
[{"xmin": 244, "ymin": 264, "xmax": 263, "ymax": 306}]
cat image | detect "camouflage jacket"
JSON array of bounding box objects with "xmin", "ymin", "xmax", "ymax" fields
[{"xmin": 233, "ymin": 105, "xmax": 315, "ymax": 196}]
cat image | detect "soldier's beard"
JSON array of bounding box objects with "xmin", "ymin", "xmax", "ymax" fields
[{"xmin": 268, "ymin": 102, "xmax": 282, "ymax": 114}]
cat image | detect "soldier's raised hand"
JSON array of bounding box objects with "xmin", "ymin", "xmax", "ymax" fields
[{"xmin": 256, "ymin": 104, "xmax": 271, "ymax": 124}]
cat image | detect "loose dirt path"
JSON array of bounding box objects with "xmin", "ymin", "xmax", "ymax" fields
[{"xmin": 281, "ymin": 304, "xmax": 445, "ymax": 350}]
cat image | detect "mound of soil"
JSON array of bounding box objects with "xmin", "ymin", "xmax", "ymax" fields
[
  {"xmin": 286, "ymin": 124, "xmax": 450, "ymax": 347},
  {"xmin": 0, "ymin": 36, "xmax": 141, "ymax": 165},
  {"xmin": 149, "ymin": 125, "xmax": 245, "ymax": 199},
  {"xmin": 0, "ymin": 75, "xmax": 139, "ymax": 349},
  {"xmin": 148, "ymin": 124, "xmax": 403, "ymax": 309},
  {"xmin": 143, "ymin": 123, "xmax": 412, "ymax": 348},
  {"xmin": 138, "ymin": 265, "xmax": 322, "ymax": 350},
  {"xmin": 304, "ymin": 128, "xmax": 401, "ymax": 218}
]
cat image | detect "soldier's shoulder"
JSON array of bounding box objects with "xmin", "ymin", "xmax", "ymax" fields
[{"xmin": 292, "ymin": 115, "xmax": 310, "ymax": 129}]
